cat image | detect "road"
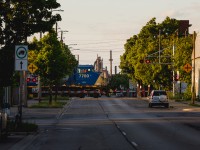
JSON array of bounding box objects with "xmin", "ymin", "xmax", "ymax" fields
[{"xmin": 9, "ymin": 96, "xmax": 200, "ymax": 150}]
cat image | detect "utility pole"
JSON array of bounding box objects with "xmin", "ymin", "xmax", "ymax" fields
[
  {"xmin": 159, "ymin": 30, "xmax": 161, "ymax": 63},
  {"xmin": 37, "ymin": 33, "xmax": 42, "ymax": 102},
  {"xmin": 192, "ymin": 31, "xmax": 197, "ymax": 104},
  {"xmin": 60, "ymin": 30, "xmax": 68, "ymax": 43},
  {"xmin": 172, "ymin": 44, "xmax": 175, "ymax": 97},
  {"xmin": 56, "ymin": 22, "xmax": 58, "ymax": 36}
]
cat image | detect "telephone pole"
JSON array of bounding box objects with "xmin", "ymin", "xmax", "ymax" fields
[{"xmin": 192, "ymin": 31, "xmax": 197, "ymax": 104}]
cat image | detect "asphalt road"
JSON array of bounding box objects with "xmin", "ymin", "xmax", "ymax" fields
[{"xmin": 4, "ymin": 96, "xmax": 200, "ymax": 150}]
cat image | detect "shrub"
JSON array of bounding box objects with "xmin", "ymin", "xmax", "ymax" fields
[
  {"xmin": 7, "ymin": 120, "xmax": 38, "ymax": 133},
  {"xmin": 183, "ymin": 84, "xmax": 192, "ymax": 100}
]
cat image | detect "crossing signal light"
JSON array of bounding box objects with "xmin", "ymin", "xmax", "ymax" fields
[
  {"xmin": 145, "ymin": 59, "xmax": 150, "ymax": 64},
  {"xmin": 32, "ymin": 78, "xmax": 37, "ymax": 82},
  {"xmin": 27, "ymin": 78, "xmax": 30, "ymax": 82}
]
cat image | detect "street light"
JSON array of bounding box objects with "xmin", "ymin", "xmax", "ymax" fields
[
  {"xmin": 52, "ymin": 9, "xmax": 64, "ymax": 12},
  {"xmin": 68, "ymin": 44, "xmax": 77, "ymax": 46},
  {"xmin": 71, "ymin": 49, "xmax": 80, "ymax": 51},
  {"xmin": 69, "ymin": 47, "xmax": 80, "ymax": 51}
]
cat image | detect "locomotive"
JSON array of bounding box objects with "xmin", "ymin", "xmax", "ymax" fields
[
  {"xmin": 66, "ymin": 65, "xmax": 101, "ymax": 86},
  {"xmin": 64, "ymin": 64, "xmax": 102, "ymax": 98}
]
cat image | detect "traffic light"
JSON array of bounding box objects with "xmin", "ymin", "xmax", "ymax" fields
[{"xmin": 145, "ymin": 59, "xmax": 150, "ymax": 64}]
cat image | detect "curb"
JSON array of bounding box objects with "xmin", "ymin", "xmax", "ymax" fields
[{"xmin": 8, "ymin": 133, "xmax": 39, "ymax": 150}]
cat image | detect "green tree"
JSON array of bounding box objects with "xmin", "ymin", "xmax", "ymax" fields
[
  {"xmin": 108, "ymin": 74, "xmax": 129, "ymax": 91},
  {"xmin": 120, "ymin": 17, "xmax": 193, "ymax": 90},
  {"xmin": 33, "ymin": 31, "xmax": 77, "ymax": 104},
  {"xmin": 0, "ymin": 0, "xmax": 62, "ymax": 87}
]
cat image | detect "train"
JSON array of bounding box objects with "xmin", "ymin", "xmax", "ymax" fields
[
  {"xmin": 27, "ymin": 64, "xmax": 103, "ymax": 98},
  {"xmin": 64, "ymin": 64, "xmax": 102, "ymax": 98},
  {"xmin": 66, "ymin": 65, "xmax": 101, "ymax": 86}
]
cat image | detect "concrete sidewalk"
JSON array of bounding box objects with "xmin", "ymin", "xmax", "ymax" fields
[{"xmin": 0, "ymin": 99, "xmax": 61, "ymax": 150}]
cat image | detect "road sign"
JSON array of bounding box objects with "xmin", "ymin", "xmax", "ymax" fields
[
  {"xmin": 15, "ymin": 45, "xmax": 28, "ymax": 71},
  {"xmin": 28, "ymin": 63, "xmax": 38, "ymax": 74},
  {"xmin": 15, "ymin": 59, "xmax": 28, "ymax": 71},
  {"xmin": 15, "ymin": 45, "xmax": 28, "ymax": 60},
  {"xmin": 183, "ymin": 63, "xmax": 192, "ymax": 73}
]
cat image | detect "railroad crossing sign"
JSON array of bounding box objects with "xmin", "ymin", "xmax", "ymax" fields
[
  {"xmin": 28, "ymin": 63, "xmax": 38, "ymax": 74},
  {"xmin": 183, "ymin": 63, "xmax": 192, "ymax": 73},
  {"xmin": 15, "ymin": 45, "xmax": 28, "ymax": 71}
]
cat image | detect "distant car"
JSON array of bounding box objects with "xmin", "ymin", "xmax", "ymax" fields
[
  {"xmin": 148, "ymin": 90, "xmax": 169, "ymax": 108},
  {"xmin": 116, "ymin": 92, "xmax": 123, "ymax": 97}
]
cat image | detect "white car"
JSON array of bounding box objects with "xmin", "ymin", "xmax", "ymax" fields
[{"xmin": 148, "ymin": 90, "xmax": 169, "ymax": 108}]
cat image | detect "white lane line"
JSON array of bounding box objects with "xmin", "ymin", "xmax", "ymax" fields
[
  {"xmin": 122, "ymin": 131, "xmax": 126, "ymax": 136},
  {"xmin": 131, "ymin": 141, "xmax": 138, "ymax": 147}
]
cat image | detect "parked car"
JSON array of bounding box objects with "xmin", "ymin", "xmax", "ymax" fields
[{"xmin": 148, "ymin": 90, "xmax": 169, "ymax": 108}]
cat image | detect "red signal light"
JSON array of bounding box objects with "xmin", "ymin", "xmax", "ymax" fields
[
  {"xmin": 145, "ymin": 59, "xmax": 150, "ymax": 64},
  {"xmin": 32, "ymin": 78, "xmax": 36, "ymax": 82},
  {"xmin": 27, "ymin": 78, "xmax": 30, "ymax": 82}
]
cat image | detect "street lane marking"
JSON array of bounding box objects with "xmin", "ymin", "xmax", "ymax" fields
[{"xmin": 131, "ymin": 141, "xmax": 138, "ymax": 147}]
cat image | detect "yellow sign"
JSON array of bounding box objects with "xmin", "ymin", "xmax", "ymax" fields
[
  {"xmin": 28, "ymin": 63, "xmax": 38, "ymax": 73},
  {"xmin": 183, "ymin": 63, "xmax": 192, "ymax": 73}
]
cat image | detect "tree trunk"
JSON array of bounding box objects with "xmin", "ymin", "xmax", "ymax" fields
[
  {"xmin": 49, "ymin": 86, "xmax": 52, "ymax": 104},
  {"xmin": 54, "ymin": 85, "xmax": 58, "ymax": 102}
]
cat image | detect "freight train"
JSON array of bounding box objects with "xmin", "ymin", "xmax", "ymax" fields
[{"xmin": 28, "ymin": 64, "xmax": 103, "ymax": 98}]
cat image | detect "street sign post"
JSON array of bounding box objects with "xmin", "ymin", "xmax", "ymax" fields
[
  {"xmin": 15, "ymin": 45, "xmax": 28, "ymax": 123},
  {"xmin": 15, "ymin": 45, "xmax": 28, "ymax": 71}
]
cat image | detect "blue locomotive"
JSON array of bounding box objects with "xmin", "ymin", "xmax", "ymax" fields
[
  {"xmin": 66, "ymin": 65, "xmax": 101, "ymax": 86},
  {"xmin": 65, "ymin": 65, "xmax": 102, "ymax": 97}
]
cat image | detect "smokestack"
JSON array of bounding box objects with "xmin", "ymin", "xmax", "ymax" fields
[{"xmin": 109, "ymin": 50, "xmax": 113, "ymax": 75}]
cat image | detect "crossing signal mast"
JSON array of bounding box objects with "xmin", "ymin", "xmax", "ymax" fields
[{"xmin": 139, "ymin": 44, "xmax": 176, "ymax": 96}]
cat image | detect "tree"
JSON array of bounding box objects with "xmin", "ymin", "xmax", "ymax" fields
[
  {"xmin": 0, "ymin": 0, "xmax": 62, "ymax": 87},
  {"xmin": 120, "ymin": 17, "xmax": 193, "ymax": 90},
  {"xmin": 108, "ymin": 74, "xmax": 129, "ymax": 91},
  {"xmin": 32, "ymin": 31, "xmax": 77, "ymax": 104}
]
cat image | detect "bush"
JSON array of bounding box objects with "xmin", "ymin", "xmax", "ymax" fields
[
  {"xmin": 7, "ymin": 120, "xmax": 38, "ymax": 133},
  {"xmin": 183, "ymin": 84, "xmax": 192, "ymax": 100},
  {"xmin": 29, "ymin": 100, "xmax": 67, "ymax": 108},
  {"xmin": 167, "ymin": 85, "xmax": 192, "ymax": 101}
]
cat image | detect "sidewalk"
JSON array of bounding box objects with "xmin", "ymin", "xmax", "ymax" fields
[{"xmin": 0, "ymin": 99, "xmax": 60, "ymax": 150}]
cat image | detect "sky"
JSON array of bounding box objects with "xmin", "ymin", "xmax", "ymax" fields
[{"xmin": 54, "ymin": 0, "xmax": 200, "ymax": 74}]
